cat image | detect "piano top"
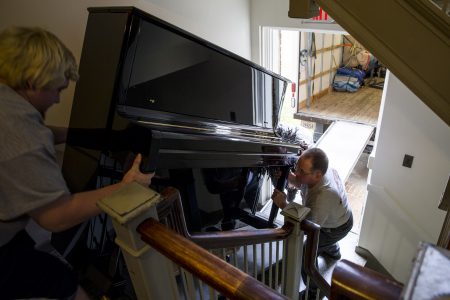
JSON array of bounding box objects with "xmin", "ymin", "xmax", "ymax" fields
[
  {"xmin": 86, "ymin": 6, "xmax": 289, "ymax": 83},
  {"xmin": 80, "ymin": 6, "xmax": 290, "ymax": 135}
]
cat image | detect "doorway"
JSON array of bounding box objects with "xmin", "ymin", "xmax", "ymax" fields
[{"xmin": 261, "ymin": 27, "xmax": 385, "ymax": 234}]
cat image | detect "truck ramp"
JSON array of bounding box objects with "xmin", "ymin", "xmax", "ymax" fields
[{"xmin": 315, "ymin": 121, "xmax": 374, "ymax": 182}]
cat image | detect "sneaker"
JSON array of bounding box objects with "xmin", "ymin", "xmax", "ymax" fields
[{"xmin": 221, "ymin": 219, "xmax": 236, "ymax": 231}]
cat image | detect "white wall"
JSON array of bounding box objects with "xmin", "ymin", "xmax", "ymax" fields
[
  {"xmin": 359, "ymin": 72, "xmax": 450, "ymax": 282},
  {"xmin": 0, "ymin": 0, "xmax": 251, "ymax": 127}
]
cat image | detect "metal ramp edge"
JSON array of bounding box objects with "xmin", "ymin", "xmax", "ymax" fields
[{"xmin": 314, "ymin": 121, "xmax": 375, "ymax": 183}]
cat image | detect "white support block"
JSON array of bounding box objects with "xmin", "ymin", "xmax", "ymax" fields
[
  {"xmin": 281, "ymin": 203, "xmax": 309, "ymax": 299},
  {"xmin": 98, "ymin": 182, "xmax": 180, "ymax": 300}
]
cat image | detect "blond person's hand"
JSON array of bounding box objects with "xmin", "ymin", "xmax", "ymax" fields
[
  {"xmin": 271, "ymin": 189, "xmax": 288, "ymax": 209},
  {"xmin": 122, "ymin": 154, "xmax": 154, "ymax": 186}
]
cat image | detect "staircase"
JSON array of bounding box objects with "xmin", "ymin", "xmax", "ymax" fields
[{"xmin": 315, "ymin": 0, "xmax": 450, "ymax": 126}]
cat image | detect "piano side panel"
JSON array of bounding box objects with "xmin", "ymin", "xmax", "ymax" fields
[{"xmin": 63, "ymin": 11, "xmax": 132, "ymax": 192}]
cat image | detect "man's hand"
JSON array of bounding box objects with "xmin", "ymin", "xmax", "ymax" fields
[
  {"xmin": 271, "ymin": 189, "xmax": 288, "ymax": 209},
  {"xmin": 287, "ymin": 171, "xmax": 298, "ymax": 189},
  {"xmin": 122, "ymin": 154, "xmax": 154, "ymax": 186}
]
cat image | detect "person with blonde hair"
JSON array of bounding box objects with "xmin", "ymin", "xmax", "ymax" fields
[{"xmin": 0, "ymin": 26, "xmax": 153, "ymax": 299}]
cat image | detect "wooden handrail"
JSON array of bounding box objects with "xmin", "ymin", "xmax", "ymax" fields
[
  {"xmin": 191, "ymin": 222, "xmax": 294, "ymax": 249},
  {"xmin": 157, "ymin": 186, "xmax": 295, "ymax": 249},
  {"xmin": 331, "ymin": 259, "xmax": 403, "ymax": 300},
  {"xmin": 157, "ymin": 187, "xmax": 191, "ymax": 237},
  {"xmin": 137, "ymin": 218, "xmax": 289, "ymax": 300},
  {"xmin": 301, "ymin": 219, "xmax": 331, "ymax": 298}
]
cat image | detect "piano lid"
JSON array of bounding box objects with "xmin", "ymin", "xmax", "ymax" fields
[{"xmin": 85, "ymin": 6, "xmax": 290, "ymax": 136}]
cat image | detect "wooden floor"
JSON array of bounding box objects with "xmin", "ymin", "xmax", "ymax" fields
[{"xmin": 294, "ymin": 85, "xmax": 383, "ymax": 126}]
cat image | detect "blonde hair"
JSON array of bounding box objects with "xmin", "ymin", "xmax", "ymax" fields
[{"xmin": 0, "ymin": 26, "xmax": 79, "ymax": 90}]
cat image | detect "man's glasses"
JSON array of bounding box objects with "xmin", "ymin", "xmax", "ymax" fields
[{"xmin": 291, "ymin": 167, "xmax": 314, "ymax": 176}]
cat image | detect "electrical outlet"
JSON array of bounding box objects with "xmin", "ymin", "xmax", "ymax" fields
[{"xmin": 402, "ymin": 154, "xmax": 414, "ymax": 168}]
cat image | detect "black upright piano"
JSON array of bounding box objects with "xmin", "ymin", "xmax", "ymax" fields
[{"xmin": 62, "ymin": 7, "xmax": 305, "ymax": 234}]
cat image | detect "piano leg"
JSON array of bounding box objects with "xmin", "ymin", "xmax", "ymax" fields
[
  {"xmin": 243, "ymin": 169, "xmax": 263, "ymax": 215},
  {"xmin": 268, "ymin": 166, "xmax": 289, "ymax": 227},
  {"xmin": 168, "ymin": 169, "xmax": 202, "ymax": 231},
  {"xmin": 219, "ymin": 189, "xmax": 244, "ymax": 230}
]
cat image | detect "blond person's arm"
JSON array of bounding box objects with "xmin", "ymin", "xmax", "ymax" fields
[{"xmin": 30, "ymin": 154, "xmax": 153, "ymax": 232}]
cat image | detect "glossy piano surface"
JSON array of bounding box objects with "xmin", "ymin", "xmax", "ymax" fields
[
  {"xmin": 62, "ymin": 7, "xmax": 306, "ymax": 232},
  {"xmin": 84, "ymin": 6, "xmax": 289, "ymax": 132}
]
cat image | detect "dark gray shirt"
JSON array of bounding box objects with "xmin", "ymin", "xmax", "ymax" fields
[{"xmin": 0, "ymin": 83, "xmax": 69, "ymax": 246}]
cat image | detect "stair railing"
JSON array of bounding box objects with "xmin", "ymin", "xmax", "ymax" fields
[
  {"xmin": 97, "ymin": 183, "xmax": 304, "ymax": 298},
  {"xmin": 301, "ymin": 219, "xmax": 331, "ymax": 299},
  {"xmin": 97, "ymin": 183, "xmax": 331, "ymax": 299},
  {"xmin": 330, "ymin": 259, "xmax": 403, "ymax": 300},
  {"xmin": 155, "ymin": 187, "xmax": 305, "ymax": 299},
  {"xmin": 138, "ymin": 217, "xmax": 289, "ymax": 300},
  {"xmin": 155, "ymin": 186, "xmax": 332, "ymax": 299}
]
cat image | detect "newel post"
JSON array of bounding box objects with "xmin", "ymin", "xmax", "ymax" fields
[
  {"xmin": 281, "ymin": 203, "xmax": 310, "ymax": 299},
  {"xmin": 97, "ymin": 182, "xmax": 179, "ymax": 300}
]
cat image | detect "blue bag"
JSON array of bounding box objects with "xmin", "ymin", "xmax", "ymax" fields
[{"xmin": 336, "ymin": 67, "xmax": 365, "ymax": 84}]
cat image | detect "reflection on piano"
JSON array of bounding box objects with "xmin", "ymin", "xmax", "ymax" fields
[{"xmin": 60, "ymin": 7, "xmax": 307, "ymax": 253}]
